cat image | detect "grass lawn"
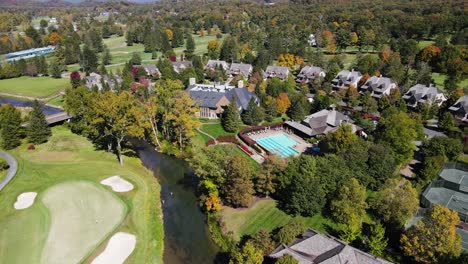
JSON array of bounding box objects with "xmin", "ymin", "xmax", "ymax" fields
[
  {"xmin": 458, "ymin": 154, "xmax": 468, "ymax": 163},
  {"xmin": 46, "ymin": 96, "xmax": 64, "ymax": 108},
  {"xmin": 193, "ymin": 130, "xmax": 211, "ymax": 146},
  {"xmin": 0, "ymin": 76, "xmax": 69, "ymax": 98},
  {"xmin": 0, "ymin": 168, "xmax": 6, "ymax": 183},
  {"xmin": 212, "ymin": 144, "xmax": 260, "ymax": 170},
  {"xmin": 200, "ymin": 123, "xmax": 235, "ymax": 139},
  {"xmin": 432, "ymin": 72, "xmax": 468, "ymax": 89},
  {"xmin": 220, "ymin": 199, "xmax": 339, "ymax": 240},
  {"xmin": 0, "ymin": 126, "xmax": 163, "ymax": 264},
  {"xmin": 418, "ymin": 40, "xmax": 435, "ymax": 49}
]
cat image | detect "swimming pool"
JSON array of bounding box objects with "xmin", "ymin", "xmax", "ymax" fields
[{"xmin": 255, "ymin": 134, "xmax": 299, "ymax": 158}]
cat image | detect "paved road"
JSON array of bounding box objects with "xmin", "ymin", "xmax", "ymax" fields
[{"xmin": 0, "ymin": 151, "xmax": 18, "ymax": 191}]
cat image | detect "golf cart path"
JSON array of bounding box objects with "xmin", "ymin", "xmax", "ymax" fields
[{"xmin": 0, "ymin": 151, "xmax": 17, "ymax": 191}]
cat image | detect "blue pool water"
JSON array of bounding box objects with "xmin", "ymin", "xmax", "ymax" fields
[{"xmin": 256, "ymin": 134, "xmax": 299, "ymax": 158}]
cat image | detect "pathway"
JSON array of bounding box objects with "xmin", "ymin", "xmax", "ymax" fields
[
  {"xmin": 0, "ymin": 91, "xmax": 64, "ymax": 102},
  {"xmin": 0, "ymin": 151, "xmax": 18, "ymax": 191},
  {"xmin": 196, "ymin": 128, "xmax": 218, "ymax": 144}
]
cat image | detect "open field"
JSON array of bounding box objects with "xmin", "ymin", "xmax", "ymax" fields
[
  {"xmin": 220, "ymin": 199, "xmax": 339, "ymax": 240},
  {"xmin": 0, "ymin": 77, "xmax": 69, "ymax": 98},
  {"xmin": 432, "ymin": 72, "xmax": 468, "ymax": 89},
  {"xmin": 0, "ymin": 126, "xmax": 163, "ymax": 263}
]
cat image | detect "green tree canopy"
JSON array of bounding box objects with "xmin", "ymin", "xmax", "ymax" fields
[
  {"xmin": 0, "ymin": 104, "xmax": 22, "ymax": 149},
  {"xmin": 222, "ymin": 98, "xmax": 242, "ymax": 133},
  {"xmin": 27, "ymin": 100, "xmax": 51, "ymax": 144}
]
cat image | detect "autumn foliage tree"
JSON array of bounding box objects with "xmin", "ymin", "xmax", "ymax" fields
[
  {"xmin": 322, "ymin": 31, "xmax": 337, "ymax": 53},
  {"xmin": 276, "ymin": 93, "xmax": 291, "ymax": 114},
  {"xmin": 401, "ymin": 205, "xmax": 461, "ymax": 263},
  {"xmin": 277, "ymin": 53, "xmax": 295, "ymax": 68}
]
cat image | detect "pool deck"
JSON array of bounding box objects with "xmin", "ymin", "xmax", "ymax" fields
[{"xmin": 247, "ymin": 129, "xmax": 311, "ymax": 156}]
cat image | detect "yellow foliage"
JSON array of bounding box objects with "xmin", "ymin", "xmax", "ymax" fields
[
  {"xmin": 165, "ymin": 29, "xmax": 173, "ymax": 41},
  {"xmin": 207, "ymin": 40, "xmax": 220, "ymax": 51},
  {"xmin": 276, "ymin": 93, "xmax": 291, "ymax": 114},
  {"xmin": 277, "ymin": 53, "xmax": 295, "ymax": 68}
]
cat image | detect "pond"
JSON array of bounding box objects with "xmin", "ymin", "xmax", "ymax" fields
[
  {"xmin": 0, "ymin": 97, "xmax": 63, "ymax": 116},
  {"xmin": 134, "ymin": 141, "xmax": 219, "ymax": 264}
]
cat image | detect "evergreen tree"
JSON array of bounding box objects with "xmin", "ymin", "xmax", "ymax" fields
[
  {"xmin": 242, "ymin": 98, "xmax": 263, "ymax": 125},
  {"xmin": 222, "ymin": 98, "xmax": 241, "ymax": 132},
  {"xmin": 287, "ymin": 99, "xmax": 306, "ymax": 121},
  {"xmin": 81, "ymin": 45, "xmax": 98, "ymax": 74},
  {"xmin": 172, "ymin": 28, "xmax": 184, "ymax": 48},
  {"xmin": 102, "ymin": 45, "xmax": 112, "ymax": 65},
  {"xmin": 160, "ymin": 30, "xmax": 172, "ymax": 54},
  {"xmin": 50, "ymin": 61, "xmax": 62, "ymax": 78},
  {"xmin": 368, "ymin": 223, "xmax": 388, "ymax": 256},
  {"xmin": 186, "ymin": 34, "xmax": 195, "ymax": 57},
  {"xmin": 27, "ymin": 100, "xmax": 51, "ymax": 144},
  {"xmin": 130, "ymin": 52, "xmax": 142, "ymax": 65},
  {"xmin": 0, "ymin": 104, "xmax": 22, "ymax": 150}
]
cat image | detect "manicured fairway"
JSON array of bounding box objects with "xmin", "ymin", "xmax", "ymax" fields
[
  {"xmin": 0, "ymin": 76, "xmax": 69, "ymax": 98},
  {"xmin": 0, "ymin": 126, "xmax": 163, "ymax": 263},
  {"xmin": 41, "ymin": 181, "xmax": 127, "ymax": 264}
]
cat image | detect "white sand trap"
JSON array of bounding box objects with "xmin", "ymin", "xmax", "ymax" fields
[
  {"xmin": 100, "ymin": 176, "xmax": 133, "ymax": 192},
  {"xmin": 91, "ymin": 232, "xmax": 136, "ymax": 264},
  {"xmin": 14, "ymin": 192, "xmax": 37, "ymax": 210}
]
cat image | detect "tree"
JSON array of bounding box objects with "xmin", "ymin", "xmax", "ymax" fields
[
  {"xmin": 27, "ymin": 100, "xmax": 51, "ymax": 144},
  {"xmin": 229, "ymin": 241, "xmax": 263, "ymax": 264},
  {"xmin": 277, "ymin": 53, "xmax": 295, "ymax": 68},
  {"xmin": 368, "ymin": 223, "xmax": 388, "ymax": 256},
  {"xmin": 70, "ymin": 71, "xmax": 82, "ymax": 88},
  {"xmin": 339, "ymin": 214, "xmax": 362, "ymax": 243},
  {"xmin": 372, "ymin": 179, "xmax": 418, "ymax": 226},
  {"xmin": 256, "ymin": 155, "xmax": 286, "ymax": 197},
  {"xmin": 330, "ymin": 178, "xmax": 367, "ymax": 225},
  {"xmin": 276, "ymin": 219, "xmax": 306, "ymax": 245},
  {"xmin": 49, "ymin": 61, "xmax": 61, "ymax": 78},
  {"xmin": 276, "ymin": 255, "xmax": 298, "ymax": 264},
  {"xmin": 276, "ymin": 93, "xmax": 291, "ymax": 115},
  {"xmin": 438, "ymin": 112, "xmax": 456, "ymax": 132},
  {"xmin": 81, "ymin": 45, "xmax": 98, "ymax": 74},
  {"xmin": 420, "ymin": 136, "xmax": 463, "ymax": 161},
  {"xmin": 220, "ymin": 36, "xmax": 239, "ymax": 62},
  {"xmin": 64, "ymin": 86, "xmax": 93, "ymax": 133},
  {"xmin": 222, "ymin": 156, "xmax": 255, "ymax": 208},
  {"xmin": 207, "ymin": 40, "xmax": 220, "ymax": 59},
  {"xmin": 167, "ymin": 91, "xmax": 200, "ymax": 150},
  {"xmin": 249, "ymin": 229, "xmax": 275, "ymax": 255},
  {"xmin": 401, "ymin": 205, "xmax": 461, "ymax": 263},
  {"xmin": 0, "ymin": 104, "xmax": 22, "ymax": 149},
  {"xmin": 87, "ymin": 92, "xmax": 146, "ymax": 166},
  {"xmin": 367, "ymin": 144, "xmax": 397, "ymax": 189},
  {"xmin": 287, "ymin": 99, "xmax": 305, "ymax": 121},
  {"xmin": 186, "ymin": 34, "xmax": 195, "ymax": 56},
  {"xmin": 320, "ymin": 123, "xmax": 358, "ymax": 153},
  {"xmin": 242, "ymin": 98, "xmax": 263, "ymax": 125},
  {"xmin": 222, "ymin": 99, "xmax": 242, "ymax": 133},
  {"xmin": 129, "ymin": 52, "xmax": 142, "ymax": 65},
  {"xmin": 376, "ymin": 108, "xmax": 418, "ymax": 164},
  {"xmin": 49, "ymin": 32, "xmax": 61, "ymax": 45},
  {"xmin": 102, "ymin": 45, "xmax": 112, "ymax": 65}
]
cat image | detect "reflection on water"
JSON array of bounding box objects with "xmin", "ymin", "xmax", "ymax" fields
[
  {"xmin": 0, "ymin": 97, "xmax": 63, "ymax": 116},
  {"xmin": 134, "ymin": 141, "xmax": 219, "ymax": 264}
]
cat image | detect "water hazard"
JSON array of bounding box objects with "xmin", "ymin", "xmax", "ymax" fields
[{"xmin": 0, "ymin": 97, "xmax": 63, "ymax": 116}]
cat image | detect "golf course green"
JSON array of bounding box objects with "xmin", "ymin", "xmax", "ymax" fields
[{"xmin": 0, "ymin": 126, "xmax": 163, "ymax": 263}]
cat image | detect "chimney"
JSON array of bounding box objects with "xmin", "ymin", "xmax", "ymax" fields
[
  {"xmin": 189, "ymin": 77, "xmax": 196, "ymax": 86},
  {"xmin": 238, "ymin": 80, "xmax": 244, "ymax": 88}
]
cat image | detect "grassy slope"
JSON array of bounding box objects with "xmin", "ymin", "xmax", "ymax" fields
[
  {"xmin": 0, "ymin": 126, "xmax": 163, "ymax": 263},
  {"xmin": 46, "ymin": 96, "xmax": 65, "ymax": 107},
  {"xmin": 200, "ymin": 123, "xmax": 235, "ymax": 139},
  {"xmin": 0, "ymin": 76, "xmax": 69, "ymax": 98},
  {"xmin": 221, "ymin": 199, "xmax": 338, "ymax": 240}
]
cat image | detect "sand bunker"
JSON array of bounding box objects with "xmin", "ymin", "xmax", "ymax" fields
[
  {"xmin": 14, "ymin": 192, "xmax": 37, "ymax": 210},
  {"xmin": 91, "ymin": 232, "xmax": 136, "ymax": 264},
  {"xmin": 100, "ymin": 176, "xmax": 133, "ymax": 192}
]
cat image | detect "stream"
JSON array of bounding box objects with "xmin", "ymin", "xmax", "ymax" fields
[
  {"xmin": 0, "ymin": 97, "xmax": 63, "ymax": 116},
  {"xmin": 135, "ymin": 141, "xmax": 219, "ymax": 264}
]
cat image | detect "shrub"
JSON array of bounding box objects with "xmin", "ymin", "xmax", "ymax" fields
[
  {"xmin": 206, "ymin": 139, "xmax": 216, "ymax": 146},
  {"xmin": 27, "ymin": 144, "xmax": 36, "ymax": 150},
  {"xmin": 217, "ymin": 135, "xmax": 238, "ymax": 144},
  {"xmin": 239, "ymin": 144, "xmax": 254, "ymax": 156},
  {"xmin": 0, "ymin": 159, "xmax": 9, "ymax": 170}
]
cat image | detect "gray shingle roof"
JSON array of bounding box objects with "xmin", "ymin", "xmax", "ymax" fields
[
  {"xmin": 297, "ymin": 66, "xmax": 325, "ymax": 80},
  {"xmin": 138, "ymin": 64, "xmax": 160, "ymax": 76},
  {"xmin": 172, "ymin": 61, "xmax": 193, "ymax": 73},
  {"xmin": 331, "ymin": 70, "xmax": 362, "ymax": 88},
  {"xmin": 449, "ymin": 95, "xmax": 468, "ymax": 115},
  {"xmin": 204, "ymin": 60, "xmax": 229, "ymax": 71},
  {"xmin": 360, "ymin": 76, "xmax": 396, "ymax": 94},
  {"xmin": 403, "ymin": 84, "xmax": 446, "ymax": 106},
  {"xmin": 264, "ymin": 66, "xmax": 290, "ymax": 80},
  {"xmin": 227, "ymin": 63, "xmax": 253, "ymax": 77},
  {"xmin": 270, "ymin": 228, "xmax": 392, "ymax": 264},
  {"xmin": 226, "ymin": 88, "xmax": 258, "ymax": 111},
  {"xmin": 188, "ymin": 91, "xmax": 226, "ymax": 109}
]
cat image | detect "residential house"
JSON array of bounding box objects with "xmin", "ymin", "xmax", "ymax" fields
[
  {"xmin": 402, "ymin": 84, "xmax": 447, "ymax": 108},
  {"xmin": 186, "ymin": 82, "xmax": 259, "ymax": 119},
  {"xmin": 359, "ymin": 75, "xmax": 397, "ymax": 99},
  {"xmin": 331, "ymin": 69, "xmax": 362, "ymax": 90},
  {"xmin": 269, "ymin": 228, "xmax": 392, "ymax": 264},
  {"xmin": 204, "ymin": 60, "xmax": 229, "ymax": 71},
  {"xmin": 308, "ymin": 33, "xmax": 317, "ymax": 46},
  {"xmin": 285, "ymin": 109, "xmax": 362, "ymax": 137},
  {"xmin": 172, "ymin": 61, "xmax": 193, "ymax": 73},
  {"xmin": 227, "ymin": 63, "xmax": 253, "ymax": 78},
  {"xmin": 85, "ymin": 72, "xmax": 122, "ymax": 91},
  {"xmin": 296, "ymin": 66, "xmax": 326, "ymax": 83},
  {"xmin": 449, "ymin": 95, "xmax": 468, "ymax": 122},
  {"xmin": 264, "ymin": 65, "xmax": 290, "ymax": 80},
  {"xmin": 137, "ymin": 64, "xmax": 161, "ymax": 78}
]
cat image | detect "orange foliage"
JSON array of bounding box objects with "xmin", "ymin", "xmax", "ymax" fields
[
  {"xmin": 49, "ymin": 32, "xmax": 61, "ymax": 44},
  {"xmin": 276, "ymin": 93, "xmax": 291, "ymax": 114}
]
